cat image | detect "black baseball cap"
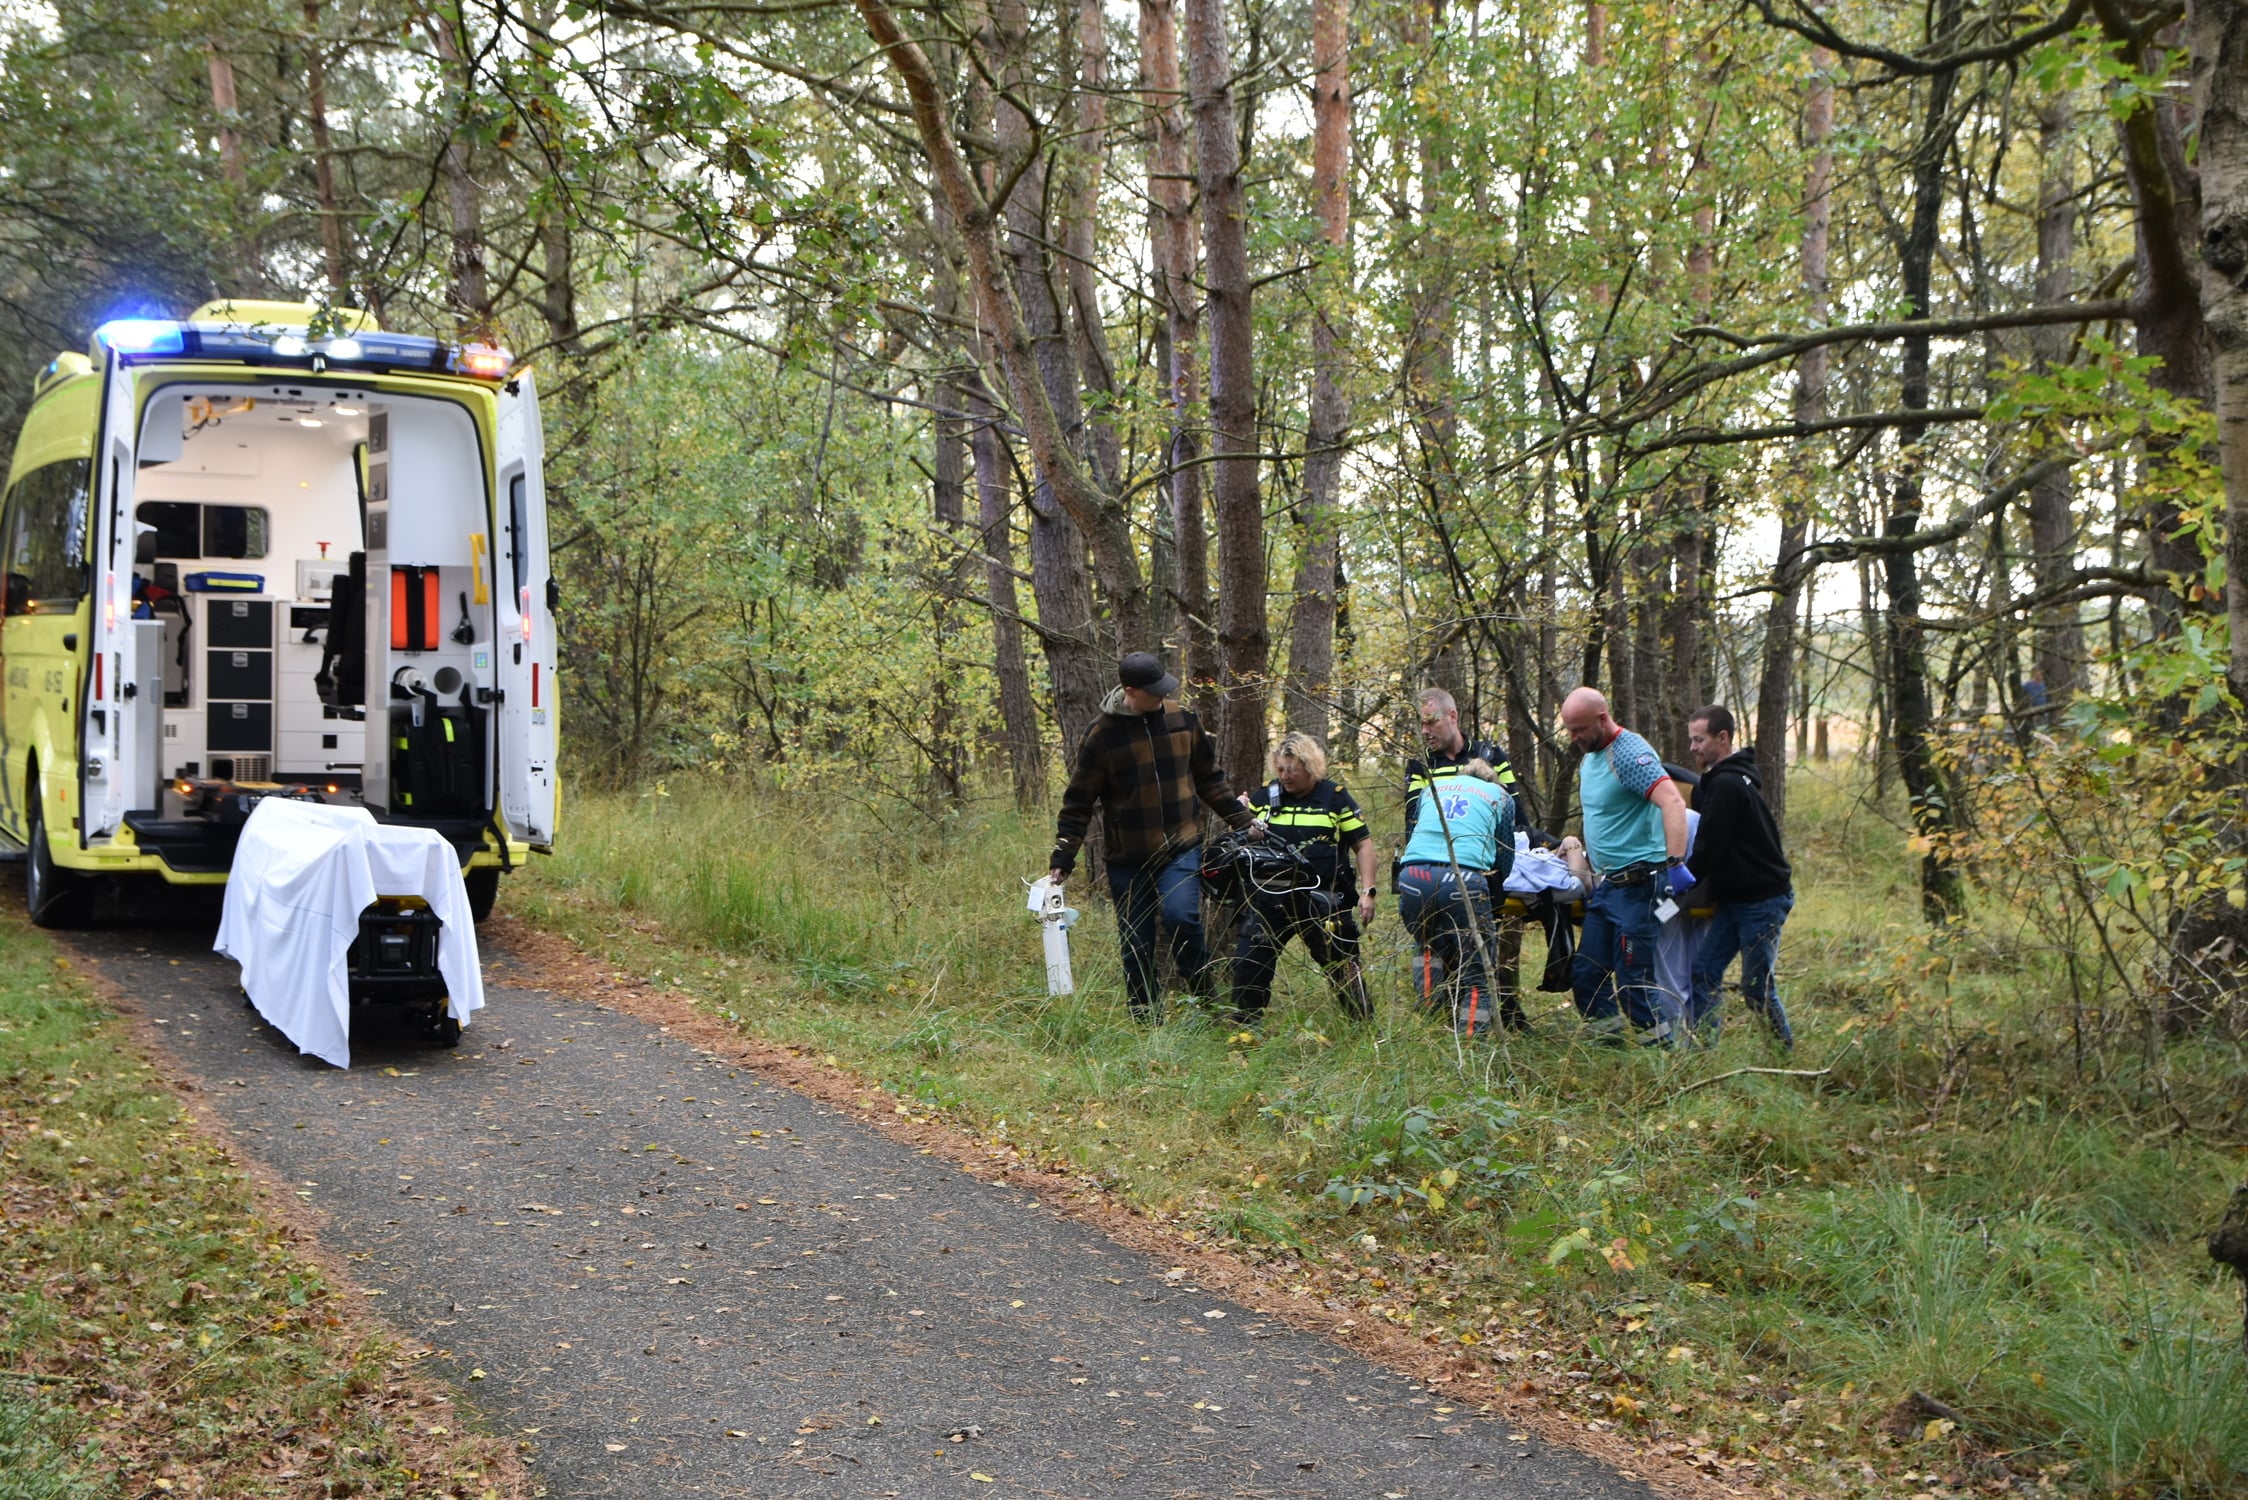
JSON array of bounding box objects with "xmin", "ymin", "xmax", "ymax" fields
[{"xmin": 1118, "ymin": 651, "xmax": 1179, "ymax": 698}]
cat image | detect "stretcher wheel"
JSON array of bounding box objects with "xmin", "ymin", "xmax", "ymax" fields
[{"xmin": 433, "ymin": 1013, "xmax": 462, "ymax": 1048}]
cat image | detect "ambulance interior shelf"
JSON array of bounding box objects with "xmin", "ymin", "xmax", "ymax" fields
[{"xmin": 313, "ymin": 549, "xmax": 490, "ymax": 822}]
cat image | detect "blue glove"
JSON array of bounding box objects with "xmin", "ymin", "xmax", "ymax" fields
[{"xmin": 1667, "ymin": 864, "xmax": 1696, "ymax": 897}]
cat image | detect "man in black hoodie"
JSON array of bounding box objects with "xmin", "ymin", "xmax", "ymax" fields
[{"xmin": 1683, "ymin": 706, "xmax": 1796, "ymax": 1047}]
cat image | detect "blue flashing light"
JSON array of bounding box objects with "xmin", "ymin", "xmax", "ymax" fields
[
  {"xmin": 95, "ymin": 319, "xmax": 185, "ymax": 356},
  {"xmin": 326, "ymin": 337, "xmax": 363, "ymax": 361}
]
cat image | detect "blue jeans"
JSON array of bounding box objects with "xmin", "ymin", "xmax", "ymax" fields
[
  {"xmin": 1106, "ymin": 845, "xmax": 1210, "ymax": 1020},
  {"xmin": 1572, "ymin": 877, "xmax": 1672, "ymax": 1041},
  {"xmin": 1689, "ymin": 892, "xmax": 1795, "ymax": 1045},
  {"xmin": 1395, "ymin": 863, "xmax": 1517, "ymax": 1034}
]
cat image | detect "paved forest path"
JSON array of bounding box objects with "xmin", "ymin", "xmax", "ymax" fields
[{"xmin": 63, "ymin": 902, "xmax": 1654, "ymax": 1500}]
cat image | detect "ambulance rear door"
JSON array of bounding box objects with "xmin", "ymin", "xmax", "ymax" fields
[
  {"xmin": 81, "ymin": 353, "xmax": 149, "ymax": 842},
  {"xmin": 493, "ymin": 373, "xmax": 556, "ymax": 849}
]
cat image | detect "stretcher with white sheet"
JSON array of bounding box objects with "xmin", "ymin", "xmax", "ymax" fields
[{"xmin": 215, "ymin": 797, "xmax": 485, "ymax": 1068}]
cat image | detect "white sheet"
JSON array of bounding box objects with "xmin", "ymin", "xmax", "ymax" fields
[
  {"xmin": 214, "ymin": 798, "xmax": 484, "ymax": 1068},
  {"xmin": 1503, "ymin": 842, "xmax": 1587, "ymax": 898}
]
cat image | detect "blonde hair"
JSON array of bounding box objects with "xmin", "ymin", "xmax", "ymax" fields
[
  {"xmin": 1272, "ymin": 730, "xmax": 1329, "ymax": 779},
  {"xmin": 1464, "ymin": 757, "xmax": 1499, "ymax": 783},
  {"xmin": 1416, "ymin": 687, "xmax": 1458, "ymax": 717}
]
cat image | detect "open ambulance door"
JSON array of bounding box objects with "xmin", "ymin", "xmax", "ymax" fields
[
  {"xmin": 81, "ymin": 352, "xmax": 151, "ymax": 844},
  {"xmin": 494, "ymin": 373, "xmax": 557, "ymax": 850}
]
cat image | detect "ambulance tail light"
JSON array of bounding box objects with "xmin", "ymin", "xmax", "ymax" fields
[{"xmin": 519, "ymin": 585, "xmax": 534, "ymax": 644}]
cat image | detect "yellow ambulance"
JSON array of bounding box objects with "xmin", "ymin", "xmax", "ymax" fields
[{"xmin": 0, "ymin": 300, "xmax": 558, "ymax": 926}]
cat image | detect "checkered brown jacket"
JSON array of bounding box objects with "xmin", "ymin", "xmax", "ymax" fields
[{"xmin": 1048, "ymin": 698, "xmax": 1252, "ymax": 874}]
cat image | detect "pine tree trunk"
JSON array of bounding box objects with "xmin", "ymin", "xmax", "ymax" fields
[
  {"xmin": 970, "ymin": 381, "xmax": 1047, "ymax": 807},
  {"xmin": 1185, "ymin": 0, "xmax": 1269, "ymax": 786},
  {"xmin": 419, "ymin": 4, "xmax": 490, "ymax": 337},
  {"xmin": 301, "ymin": 5, "xmax": 349, "ymax": 299},
  {"xmin": 989, "ymin": 0, "xmax": 1113, "ymax": 747},
  {"xmin": 862, "ymin": 0, "xmax": 1146, "ymax": 738},
  {"xmin": 1062, "ymin": 0, "xmax": 1124, "ymax": 494},
  {"xmin": 1890, "ymin": 5, "xmax": 1967, "ymax": 922},
  {"xmin": 1755, "ymin": 49, "xmax": 1831, "ymax": 828},
  {"xmin": 1287, "ymin": 0, "xmax": 1351, "ymax": 746},
  {"xmin": 206, "ymin": 43, "xmax": 246, "ymax": 186},
  {"xmin": 1139, "ymin": 0, "xmax": 1215, "ymax": 706}
]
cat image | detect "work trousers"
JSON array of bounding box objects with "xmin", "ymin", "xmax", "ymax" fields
[
  {"xmin": 1396, "ymin": 863, "xmax": 1520, "ymax": 1035},
  {"xmin": 1572, "ymin": 877, "xmax": 1676, "ymax": 1044},
  {"xmin": 1230, "ymin": 890, "xmax": 1369, "ymax": 1024}
]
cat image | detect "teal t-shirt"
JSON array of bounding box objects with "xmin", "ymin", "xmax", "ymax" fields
[
  {"xmin": 1399, "ymin": 776, "xmax": 1514, "ymax": 875},
  {"xmin": 1578, "ymin": 727, "xmax": 1669, "ymax": 870}
]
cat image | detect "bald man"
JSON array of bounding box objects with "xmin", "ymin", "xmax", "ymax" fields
[{"xmin": 1560, "ymin": 687, "xmax": 1691, "ymax": 1045}]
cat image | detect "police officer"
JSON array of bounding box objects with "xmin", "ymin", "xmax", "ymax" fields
[
  {"xmin": 1229, "ymin": 733, "xmax": 1377, "ymax": 1025},
  {"xmin": 1403, "ymin": 688, "xmax": 1521, "ymax": 840}
]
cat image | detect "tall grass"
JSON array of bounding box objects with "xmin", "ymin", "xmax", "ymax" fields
[{"xmin": 517, "ymin": 769, "xmax": 2247, "ymax": 1497}]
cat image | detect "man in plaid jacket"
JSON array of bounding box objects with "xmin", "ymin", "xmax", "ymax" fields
[{"xmin": 1049, "ymin": 653, "xmax": 1258, "ymax": 1020}]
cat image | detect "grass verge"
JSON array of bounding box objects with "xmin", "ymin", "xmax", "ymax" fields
[
  {"xmin": 0, "ymin": 905, "xmax": 524, "ymax": 1498},
  {"xmin": 511, "ymin": 770, "xmax": 2248, "ymax": 1500}
]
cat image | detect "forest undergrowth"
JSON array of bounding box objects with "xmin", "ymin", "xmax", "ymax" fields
[{"xmin": 514, "ymin": 768, "xmax": 2248, "ymax": 1500}]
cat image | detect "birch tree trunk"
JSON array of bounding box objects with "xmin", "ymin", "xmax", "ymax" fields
[
  {"xmin": 1185, "ymin": 0, "xmax": 1270, "ymax": 784},
  {"xmin": 2191, "ymin": 0, "xmax": 2248, "ymax": 704},
  {"xmin": 1286, "ymin": 0, "xmax": 1350, "ymax": 745},
  {"xmin": 2028, "ymin": 96, "xmax": 2084, "ymax": 707}
]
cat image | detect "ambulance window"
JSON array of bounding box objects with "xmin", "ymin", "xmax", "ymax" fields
[
  {"xmin": 137, "ymin": 502, "xmax": 201, "ymax": 557},
  {"xmin": 202, "ymin": 504, "xmax": 267, "ymax": 559},
  {"xmin": 508, "ymin": 473, "xmax": 528, "ymax": 592},
  {"xmin": 3, "ymin": 458, "xmax": 92, "ymax": 611},
  {"xmin": 133, "ymin": 501, "xmax": 268, "ymax": 559}
]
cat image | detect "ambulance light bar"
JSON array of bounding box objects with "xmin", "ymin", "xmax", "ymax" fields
[{"xmin": 90, "ymin": 320, "xmax": 513, "ymax": 381}]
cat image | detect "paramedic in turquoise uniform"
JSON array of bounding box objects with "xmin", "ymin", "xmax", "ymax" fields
[
  {"xmin": 1395, "ymin": 757, "xmax": 1518, "ymax": 1035},
  {"xmin": 1560, "ymin": 686, "xmax": 1690, "ymax": 1045}
]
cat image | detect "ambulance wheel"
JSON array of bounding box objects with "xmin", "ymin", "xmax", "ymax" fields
[
  {"xmin": 464, "ymin": 868, "xmax": 500, "ymax": 923},
  {"xmin": 25, "ymin": 786, "xmax": 94, "ymax": 930},
  {"xmin": 433, "ymin": 1013, "xmax": 462, "ymax": 1048}
]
